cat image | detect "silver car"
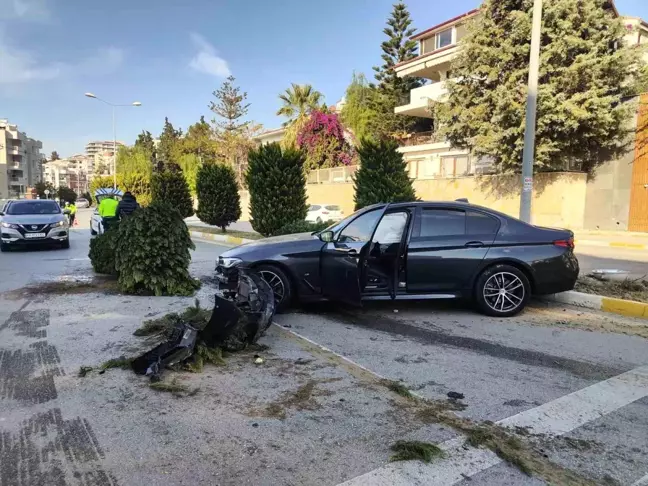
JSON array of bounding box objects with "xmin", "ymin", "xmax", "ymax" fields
[{"xmin": 0, "ymin": 200, "xmax": 69, "ymax": 252}]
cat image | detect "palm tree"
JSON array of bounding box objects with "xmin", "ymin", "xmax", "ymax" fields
[{"xmin": 276, "ymin": 83, "xmax": 323, "ymax": 126}]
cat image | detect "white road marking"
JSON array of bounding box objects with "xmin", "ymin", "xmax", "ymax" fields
[
  {"xmin": 633, "ymin": 473, "xmax": 648, "ymax": 486},
  {"xmin": 330, "ymin": 353, "xmax": 648, "ymax": 485}
]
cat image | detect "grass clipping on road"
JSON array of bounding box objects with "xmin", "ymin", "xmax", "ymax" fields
[
  {"xmin": 381, "ymin": 381, "xmax": 598, "ymax": 485},
  {"xmin": 575, "ymin": 275, "xmax": 648, "ymax": 303}
]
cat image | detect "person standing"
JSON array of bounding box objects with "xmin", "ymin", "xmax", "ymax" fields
[
  {"xmin": 67, "ymin": 201, "xmax": 77, "ymax": 226},
  {"xmin": 117, "ymin": 191, "xmax": 139, "ymax": 219},
  {"xmin": 98, "ymin": 195, "xmax": 119, "ymax": 231}
]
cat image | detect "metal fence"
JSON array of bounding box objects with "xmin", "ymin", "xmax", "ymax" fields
[{"xmin": 307, "ymin": 165, "xmax": 358, "ymax": 184}]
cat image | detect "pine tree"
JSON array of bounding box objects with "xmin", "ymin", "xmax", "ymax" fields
[
  {"xmin": 182, "ymin": 116, "xmax": 219, "ymax": 161},
  {"xmin": 245, "ymin": 143, "xmax": 307, "ymax": 236},
  {"xmin": 158, "ymin": 117, "xmax": 183, "ymax": 164},
  {"xmin": 353, "ymin": 138, "xmax": 416, "ymax": 210},
  {"xmin": 210, "ymin": 75, "xmax": 250, "ymax": 133},
  {"xmin": 439, "ymin": 0, "xmax": 643, "ymax": 174},
  {"xmin": 50, "ymin": 151, "xmax": 60, "ymax": 161},
  {"xmin": 151, "ymin": 166, "xmax": 194, "ymax": 219},
  {"xmin": 135, "ymin": 130, "xmax": 155, "ymax": 155},
  {"xmin": 196, "ymin": 163, "xmax": 241, "ymax": 231},
  {"xmin": 369, "ymin": 2, "xmax": 425, "ymax": 138}
]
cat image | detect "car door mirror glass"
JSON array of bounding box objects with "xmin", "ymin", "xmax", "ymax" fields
[{"xmin": 319, "ymin": 230, "xmax": 334, "ymax": 243}]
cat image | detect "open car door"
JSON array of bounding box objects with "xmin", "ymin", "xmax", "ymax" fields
[{"xmin": 320, "ymin": 205, "xmax": 388, "ymax": 306}]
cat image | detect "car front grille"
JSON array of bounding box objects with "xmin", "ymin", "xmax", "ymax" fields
[{"xmin": 16, "ymin": 223, "xmax": 50, "ymax": 236}]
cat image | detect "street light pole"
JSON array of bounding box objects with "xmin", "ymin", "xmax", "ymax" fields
[
  {"xmin": 84, "ymin": 93, "xmax": 142, "ymax": 189},
  {"xmin": 519, "ymin": 0, "xmax": 543, "ymax": 223}
]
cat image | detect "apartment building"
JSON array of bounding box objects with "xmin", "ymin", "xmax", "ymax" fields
[
  {"xmin": 0, "ymin": 119, "xmax": 43, "ymax": 199},
  {"xmin": 393, "ymin": 4, "xmax": 648, "ymax": 180},
  {"xmin": 85, "ymin": 140, "xmax": 124, "ymax": 157}
]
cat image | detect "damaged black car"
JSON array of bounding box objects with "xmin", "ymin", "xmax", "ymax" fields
[{"xmin": 216, "ymin": 201, "xmax": 579, "ymax": 317}]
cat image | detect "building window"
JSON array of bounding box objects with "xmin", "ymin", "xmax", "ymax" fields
[
  {"xmin": 435, "ymin": 28, "xmax": 453, "ymax": 49},
  {"xmin": 440, "ymin": 155, "xmax": 472, "ymax": 178}
]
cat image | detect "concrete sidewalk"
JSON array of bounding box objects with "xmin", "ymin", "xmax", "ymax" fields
[
  {"xmin": 576, "ymin": 230, "xmax": 648, "ymax": 250},
  {"xmin": 184, "ymin": 216, "xmax": 256, "ymax": 234}
]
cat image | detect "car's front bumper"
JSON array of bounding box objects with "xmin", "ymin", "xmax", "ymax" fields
[{"xmin": 1, "ymin": 226, "xmax": 69, "ymax": 246}]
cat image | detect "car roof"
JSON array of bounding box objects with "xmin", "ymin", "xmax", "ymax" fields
[{"xmin": 360, "ymin": 200, "xmax": 521, "ymax": 222}]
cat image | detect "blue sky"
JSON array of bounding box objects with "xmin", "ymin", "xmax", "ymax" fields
[{"xmin": 1, "ymin": 0, "xmax": 647, "ymax": 157}]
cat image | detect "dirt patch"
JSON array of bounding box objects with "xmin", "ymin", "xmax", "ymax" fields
[
  {"xmin": 4, "ymin": 278, "xmax": 120, "ymax": 300},
  {"xmin": 575, "ymin": 275, "xmax": 648, "ymax": 303},
  {"xmin": 250, "ymin": 378, "xmax": 342, "ymax": 420}
]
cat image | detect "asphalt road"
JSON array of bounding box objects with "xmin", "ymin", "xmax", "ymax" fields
[{"xmin": 1, "ymin": 211, "xmax": 647, "ymax": 485}]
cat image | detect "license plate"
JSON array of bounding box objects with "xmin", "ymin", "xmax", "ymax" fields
[{"xmin": 25, "ymin": 233, "xmax": 46, "ymax": 239}]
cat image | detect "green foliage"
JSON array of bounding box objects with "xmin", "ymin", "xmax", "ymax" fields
[
  {"xmin": 178, "ymin": 154, "xmax": 201, "ymax": 195},
  {"xmin": 82, "ymin": 191, "xmax": 92, "ymax": 205},
  {"xmin": 57, "ymin": 186, "xmax": 77, "ymax": 204},
  {"xmin": 341, "ymin": 72, "xmax": 380, "ymax": 142},
  {"xmin": 270, "ymin": 219, "xmax": 333, "ymax": 237},
  {"xmin": 440, "ymin": 0, "xmax": 643, "ymax": 174},
  {"xmin": 245, "ymin": 143, "xmax": 308, "ymax": 236},
  {"xmin": 158, "ymin": 117, "xmax": 183, "ymax": 164},
  {"xmin": 390, "ymin": 441, "xmax": 444, "ymax": 463},
  {"xmin": 134, "ymin": 302, "xmax": 211, "ymax": 337},
  {"xmin": 50, "ymin": 150, "xmax": 60, "ymax": 161},
  {"xmin": 88, "ymin": 227, "xmax": 119, "ymax": 275},
  {"xmin": 210, "ymin": 76, "xmax": 251, "ymax": 133},
  {"xmin": 114, "ymin": 203, "xmax": 199, "ymax": 296},
  {"xmin": 89, "ymin": 175, "xmax": 116, "ymax": 195},
  {"xmin": 369, "ymin": 2, "xmax": 426, "ymax": 138},
  {"xmin": 134, "ymin": 130, "xmax": 155, "ymax": 154},
  {"xmin": 196, "ymin": 163, "xmax": 241, "ymax": 230},
  {"xmin": 277, "ymin": 83, "xmax": 323, "ymax": 126},
  {"xmin": 151, "ymin": 168, "xmax": 194, "ymax": 218},
  {"xmin": 90, "ymin": 174, "xmax": 151, "ymax": 207},
  {"xmin": 182, "ymin": 116, "xmax": 219, "ymax": 161},
  {"xmin": 353, "ymin": 138, "xmax": 416, "ymax": 210},
  {"xmin": 34, "ymin": 181, "xmax": 55, "ymax": 199},
  {"xmin": 116, "ymin": 145, "xmax": 152, "ymax": 179}
]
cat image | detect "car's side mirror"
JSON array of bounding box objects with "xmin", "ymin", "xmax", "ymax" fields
[
  {"xmin": 319, "ymin": 230, "xmax": 334, "ymax": 243},
  {"xmin": 0, "ymin": 212, "xmax": 4, "ymax": 216}
]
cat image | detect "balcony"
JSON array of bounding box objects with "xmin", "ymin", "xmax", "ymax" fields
[
  {"xmin": 395, "ymin": 83, "xmax": 448, "ymax": 117},
  {"xmin": 394, "ymin": 44, "xmax": 459, "ymax": 80}
]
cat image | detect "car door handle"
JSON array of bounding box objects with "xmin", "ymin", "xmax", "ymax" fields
[
  {"xmin": 335, "ymin": 247, "xmax": 357, "ymax": 255},
  {"xmin": 465, "ymin": 241, "xmax": 484, "ymax": 248}
]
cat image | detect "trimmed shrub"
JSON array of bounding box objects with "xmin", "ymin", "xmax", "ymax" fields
[
  {"xmin": 196, "ymin": 163, "xmax": 241, "ymax": 231},
  {"xmin": 353, "ymin": 138, "xmax": 416, "ymax": 210},
  {"xmin": 114, "ymin": 203, "xmax": 199, "ymax": 296},
  {"xmin": 271, "ymin": 219, "xmax": 334, "ymax": 237},
  {"xmin": 88, "ymin": 227, "xmax": 119, "ymax": 275},
  {"xmin": 245, "ymin": 143, "xmax": 307, "ymax": 237},
  {"xmin": 151, "ymin": 167, "xmax": 194, "ymax": 218}
]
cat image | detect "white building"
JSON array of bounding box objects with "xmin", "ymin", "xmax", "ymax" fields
[
  {"xmin": 0, "ymin": 119, "xmax": 43, "ymax": 198},
  {"xmin": 85, "ymin": 140, "xmax": 124, "ymax": 157}
]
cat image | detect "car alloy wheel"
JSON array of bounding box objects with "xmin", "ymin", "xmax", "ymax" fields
[
  {"xmin": 482, "ymin": 272, "xmax": 525, "ymax": 313},
  {"xmin": 259, "ymin": 270, "xmax": 285, "ymax": 304}
]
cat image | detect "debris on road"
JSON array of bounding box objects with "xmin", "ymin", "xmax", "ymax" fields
[
  {"xmin": 447, "ymin": 391, "xmax": 465, "ymax": 400},
  {"xmin": 390, "ymin": 440, "xmax": 444, "ymax": 463}
]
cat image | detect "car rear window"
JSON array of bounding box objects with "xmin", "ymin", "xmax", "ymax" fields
[
  {"xmin": 419, "ymin": 209, "xmax": 466, "ymax": 237},
  {"xmin": 467, "ymin": 211, "xmax": 500, "ymax": 235},
  {"xmin": 7, "ymin": 201, "xmax": 61, "ymax": 215},
  {"xmin": 308, "ymin": 205, "xmax": 322, "ymax": 211},
  {"xmin": 325, "ymin": 205, "xmax": 340, "ymax": 211}
]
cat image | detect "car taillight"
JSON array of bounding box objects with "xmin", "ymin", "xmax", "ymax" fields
[
  {"xmin": 322, "ymin": 211, "xmax": 329, "ymax": 214},
  {"xmin": 554, "ymin": 238, "xmax": 575, "ymax": 249}
]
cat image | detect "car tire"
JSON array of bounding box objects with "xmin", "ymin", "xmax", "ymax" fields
[
  {"xmin": 0, "ymin": 243, "xmax": 7, "ymax": 252},
  {"xmin": 90, "ymin": 227, "xmax": 97, "ymax": 236},
  {"xmin": 256, "ymin": 264, "xmax": 293, "ymax": 313},
  {"xmin": 474, "ymin": 264, "xmax": 530, "ymax": 317},
  {"xmin": 61, "ymin": 239, "xmax": 70, "ymax": 249}
]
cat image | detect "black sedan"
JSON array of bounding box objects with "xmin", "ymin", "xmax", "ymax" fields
[{"xmin": 216, "ymin": 201, "xmax": 579, "ymax": 317}]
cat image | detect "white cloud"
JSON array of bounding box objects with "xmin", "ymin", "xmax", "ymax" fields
[
  {"xmin": 0, "ymin": 35, "xmax": 124, "ymax": 86},
  {"xmin": 0, "ymin": 0, "xmax": 51, "ymax": 22},
  {"xmin": 189, "ymin": 32, "xmax": 231, "ymax": 78}
]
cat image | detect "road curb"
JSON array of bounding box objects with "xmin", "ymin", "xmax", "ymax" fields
[
  {"xmin": 576, "ymin": 239, "xmax": 648, "ymax": 250},
  {"xmin": 189, "ymin": 230, "xmax": 253, "ymax": 246},
  {"xmin": 543, "ymin": 291, "xmax": 648, "ymax": 320}
]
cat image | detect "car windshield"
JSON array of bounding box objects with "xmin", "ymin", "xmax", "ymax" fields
[
  {"xmin": 316, "ymin": 208, "xmax": 365, "ymax": 235},
  {"xmin": 7, "ymin": 201, "xmax": 61, "ymax": 215}
]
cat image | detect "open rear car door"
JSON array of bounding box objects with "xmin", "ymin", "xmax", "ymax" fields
[{"xmin": 319, "ymin": 205, "xmax": 388, "ymax": 306}]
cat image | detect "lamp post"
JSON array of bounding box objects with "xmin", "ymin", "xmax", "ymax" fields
[
  {"xmin": 84, "ymin": 93, "xmax": 141, "ymax": 189},
  {"xmin": 519, "ymin": 0, "xmax": 543, "ymax": 223}
]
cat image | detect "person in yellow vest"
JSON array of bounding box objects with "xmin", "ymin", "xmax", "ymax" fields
[
  {"xmin": 65, "ymin": 201, "xmax": 77, "ymax": 226},
  {"xmin": 98, "ymin": 196, "xmax": 119, "ymax": 231}
]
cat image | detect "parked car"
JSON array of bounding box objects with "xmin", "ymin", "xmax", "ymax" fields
[
  {"xmin": 76, "ymin": 197, "xmax": 90, "ymax": 209},
  {"xmin": 0, "ymin": 199, "xmax": 70, "ymax": 251},
  {"xmin": 306, "ymin": 204, "xmax": 344, "ymax": 223},
  {"xmin": 216, "ymin": 200, "xmax": 579, "ymax": 316}
]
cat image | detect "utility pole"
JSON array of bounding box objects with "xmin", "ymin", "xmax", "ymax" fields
[{"xmin": 519, "ymin": 0, "xmax": 543, "ymax": 223}]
